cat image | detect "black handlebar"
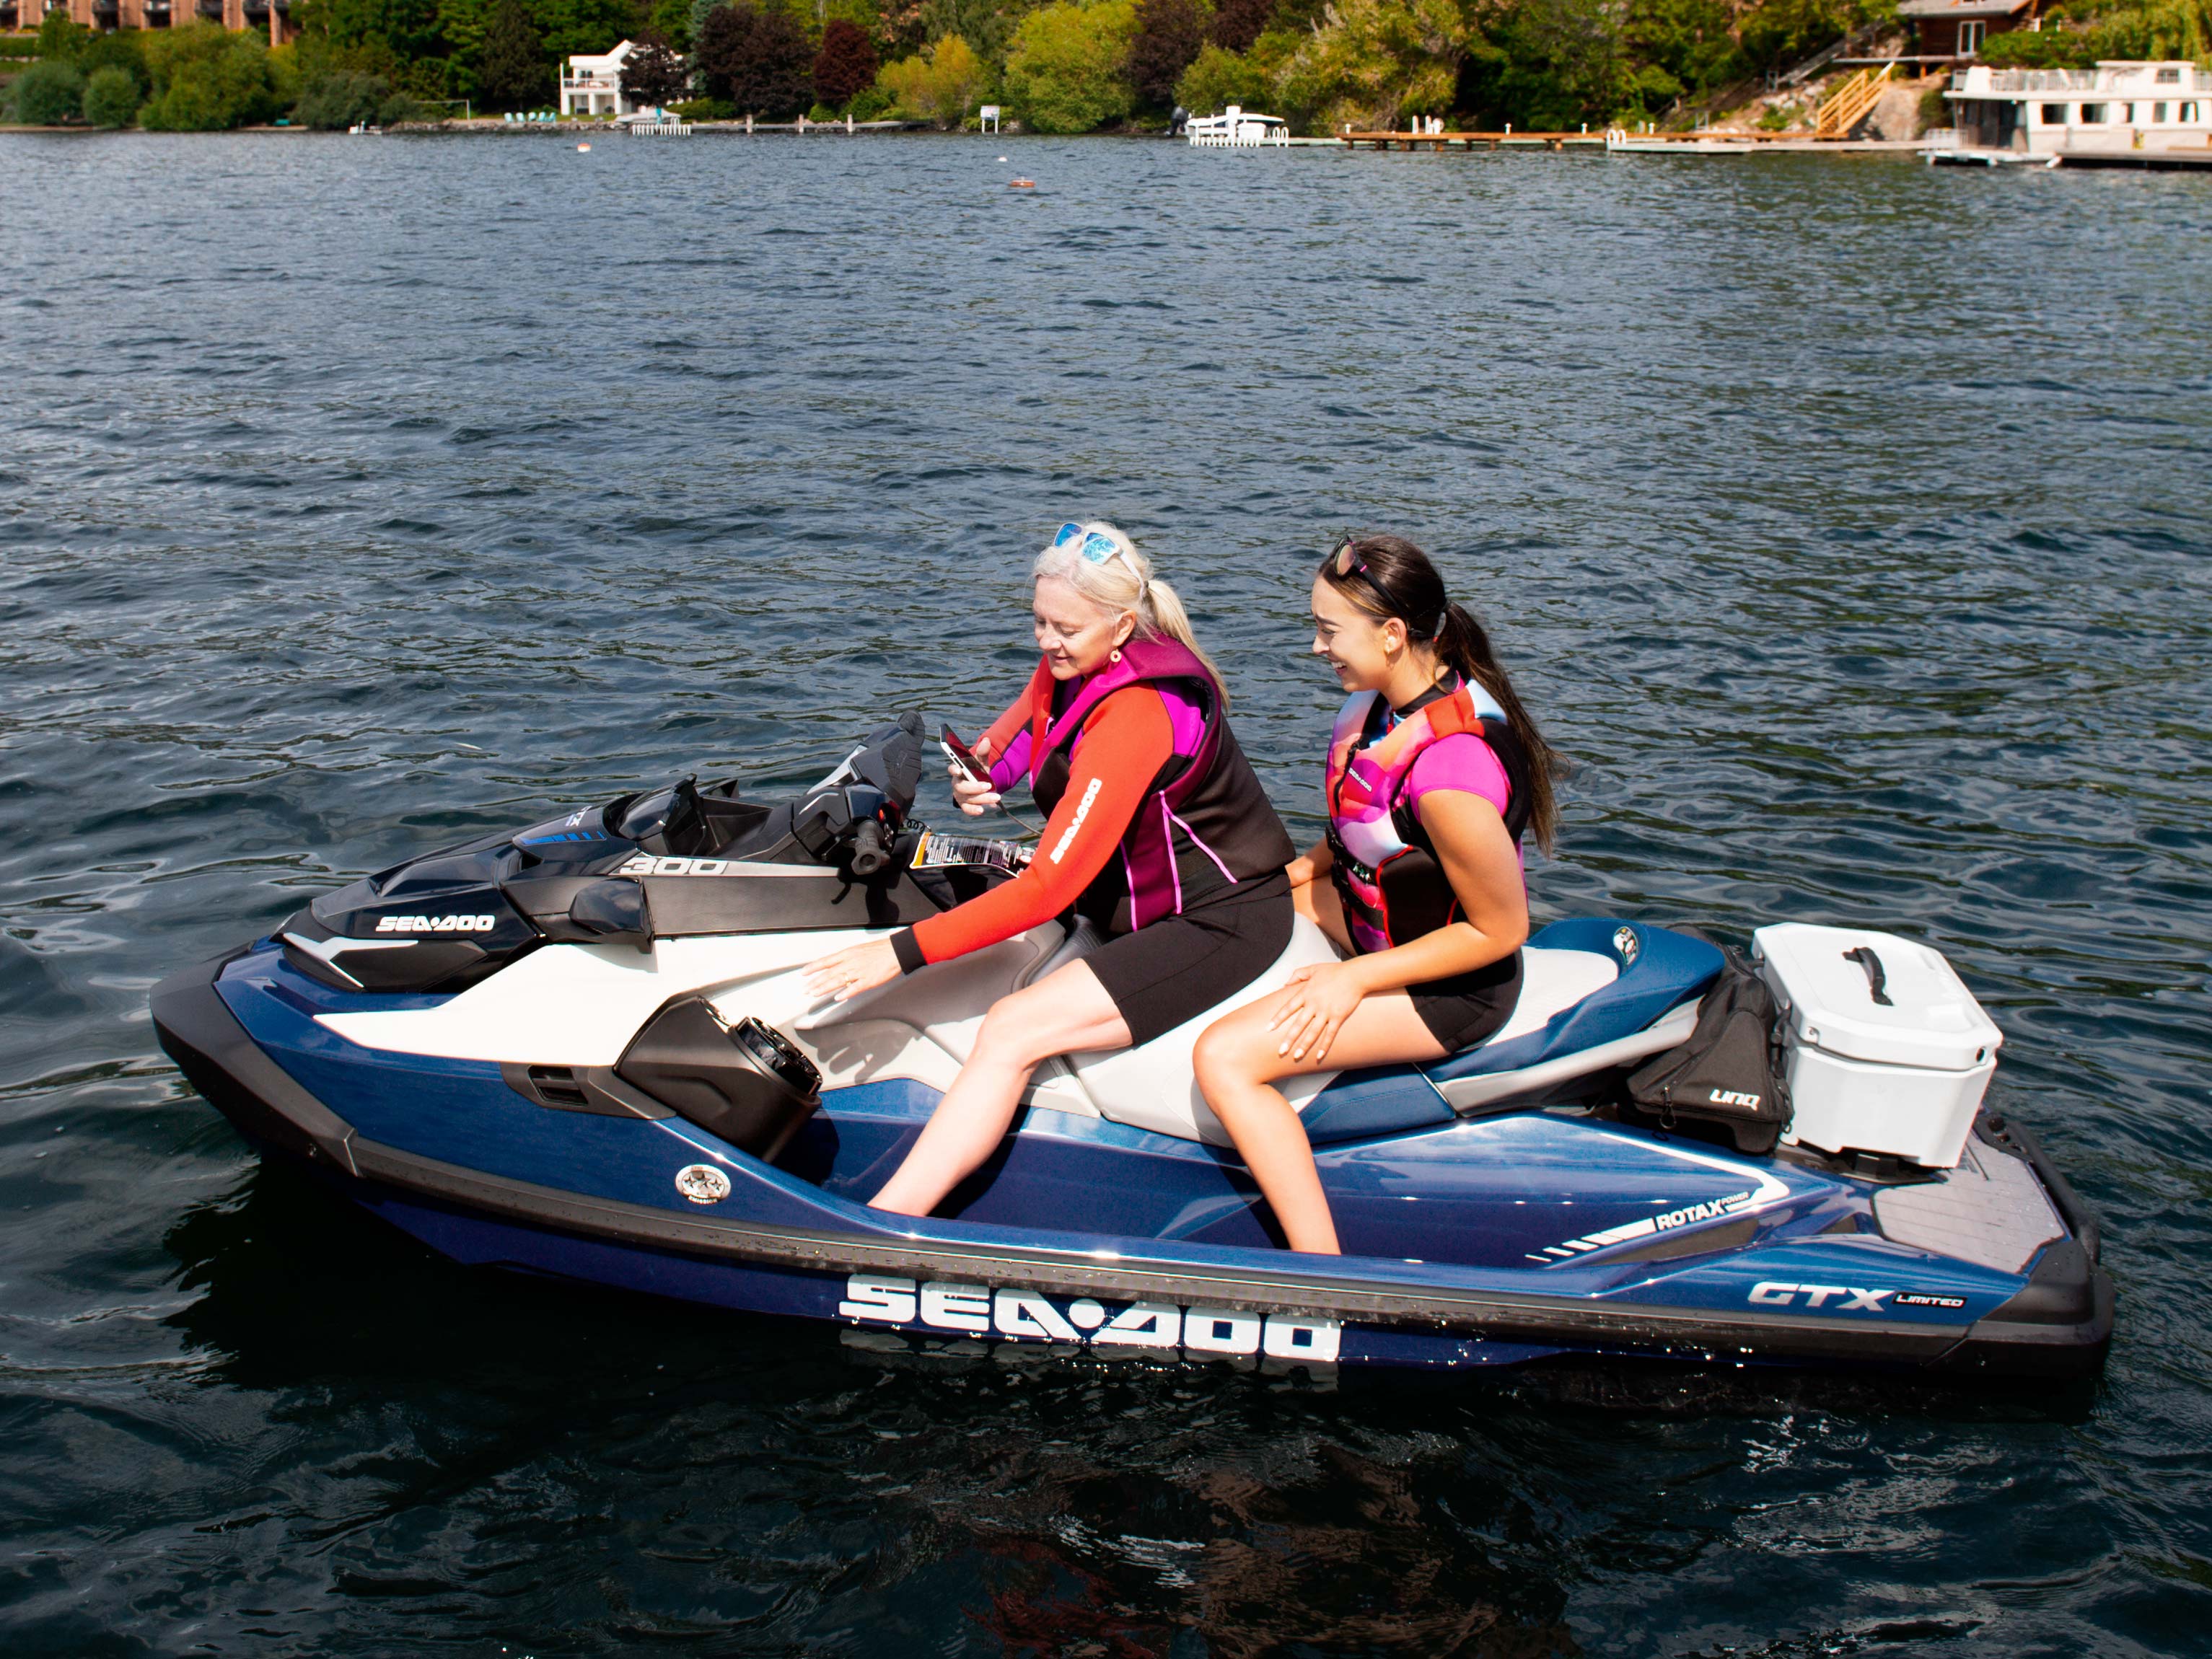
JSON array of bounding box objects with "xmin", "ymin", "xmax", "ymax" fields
[{"xmin": 848, "ymin": 817, "xmax": 891, "ymax": 880}]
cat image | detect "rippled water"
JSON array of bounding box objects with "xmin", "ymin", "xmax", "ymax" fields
[{"xmin": 3, "ymin": 130, "xmax": 2210, "ymax": 1655}]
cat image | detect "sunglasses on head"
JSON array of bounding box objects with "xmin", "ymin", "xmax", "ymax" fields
[
  {"xmin": 1329, "ymin": 535, "xmax": 1370, "ymax": 579},
  {"xmin": 1055, "ymin": 522, "xmax": 1143, "ymax": 582}
]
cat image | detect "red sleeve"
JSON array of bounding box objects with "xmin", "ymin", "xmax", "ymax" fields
[
  {"xmin": 978, "ymin": 661, "xmax": 1050, "ymax": 764},
  {"xmin": 905, "ymin": 686, "xmax": 1174, "ymax": 965}
]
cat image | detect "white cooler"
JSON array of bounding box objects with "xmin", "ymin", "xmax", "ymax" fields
[{"xmin": 1751, "ymin": 923, "xmax": 2003, "ymax": 1169}]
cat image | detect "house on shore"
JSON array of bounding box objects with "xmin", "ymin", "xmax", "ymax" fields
[
  {"xmin": 559, "ymin": 40, "xmax": 641, "ymax": 118},
  {"xmin": 1947, "ymin": 59, "xmax": 2210, "ymax": 157},
  {"xmin": 1897, "ymin": 0, "xmax": 2040, "ymax": 62},
  {"xmin": 2, "ymin": 0, "xmax": 294, "ymax": 43}
]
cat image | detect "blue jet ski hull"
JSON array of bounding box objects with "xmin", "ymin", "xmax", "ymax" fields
[{"xmin": 153, "ymin": 939, "xmax": 2112, "ymax": 1380}]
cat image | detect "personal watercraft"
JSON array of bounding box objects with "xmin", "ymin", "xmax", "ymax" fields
[{"xmin": 152, "ymin": 714, "xmax": 2112, "ymax": 1378}]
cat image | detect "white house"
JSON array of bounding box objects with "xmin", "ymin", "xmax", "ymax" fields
[
  {"xmin": 560, "ymin": 40, "xmax": 640, "ymax": 118},
  {"xmin": 1946, "ymin": 59, "xmax": 2210, "ymax": 158}
]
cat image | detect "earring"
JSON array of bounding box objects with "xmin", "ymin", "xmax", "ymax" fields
[{"xmin": 1110, "ymin": 648, "xmax": 1123, "ymax": 663}]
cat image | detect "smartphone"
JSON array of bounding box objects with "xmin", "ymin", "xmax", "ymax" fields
[{"xmin": 939, "ymin": 723, "xmax": 991, "ymax": 786}]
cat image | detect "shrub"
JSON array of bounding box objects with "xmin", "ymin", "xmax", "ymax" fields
[
  {"xmin": 1004, "ymin": 0, "xmax": 1140, "ymax": 133},
  {"xmin": 477, "ymin": 0, "xmax": 550, "ymax": 112},
  {"xmin": 622, "ymin": 32, "xmax": 692, "ymax": 107},
  {"xmin": 140, "ymin": 25, "xmax": 283, "ymax": 131},
  {"xmin": 671, "ymin": 94, "xmax": 738, "ymax": 116},
  {"xmin": 82, "ymin": 63, "xmax": 141, "ymax": 127},
  {"xmin": 1979, "ymin": 25, "xmax": 2097, "ymax": 69},
  {"xmin": 1175, "ymin": 40, "xmax": 1270, "ymax": 112},
  {"xmin": 847, "ymin": 82, "xmax": 895, "ymax": 118},
  {"xmin": 1127, "ymin": 0, "xmax": 1208, "ymax": 107},
  {"xmin": 13, "ymin": 58, "xmax": 85, "ymax": 125},
  {"xmin": 295, "ymin": 69, "xmax": 390, "ymax": 128},
  {"xmin": 697, "ymin": 1, "xmax": 815, "ymax": 118},
  {"xmin": 877, "ymin": 32, "xmax": 984, "ymax": 124},
  {"xmin": 378, "ymin": 89, "xmax": 437, "ymax": 120},
  {"xmin": 814, "ymin": 17, "xmax": 879, "ymax": 106}
]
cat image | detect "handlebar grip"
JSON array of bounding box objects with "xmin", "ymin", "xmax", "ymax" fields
[{"xmin": 849, "ymin": 818, "xmax": 890, "ymax": 879}]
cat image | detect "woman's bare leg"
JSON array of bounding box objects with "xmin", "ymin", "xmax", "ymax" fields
[
  {"xmin": 1193, "ymin": 993, "xmax": 1446, "ymax": 1255},
  {"xmin": 867, "ymin": 959, "xmax": 1131, "ymax": 1218}
]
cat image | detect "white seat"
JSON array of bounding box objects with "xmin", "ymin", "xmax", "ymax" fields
[
  {"xmin": 1075, "ymin": 941, "xmax": 1621, "ymax": 1146},
  {"xmin": 1062, "ymin": 915, "xmax": 1346, "ymax": 1146}
]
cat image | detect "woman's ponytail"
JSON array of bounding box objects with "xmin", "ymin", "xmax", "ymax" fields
[
  {"xmin": 1434, "ymin": 602, "xmax": 1560, "ymax": 855},
  {"xmin": 1135, "ymin": 575, "xmax": 1224, "ymax": 695}
]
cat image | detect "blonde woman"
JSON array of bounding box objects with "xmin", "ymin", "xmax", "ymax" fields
[{"xmin": 804, "ymin": 521, "xmax": 1295, "ymax": 1217}]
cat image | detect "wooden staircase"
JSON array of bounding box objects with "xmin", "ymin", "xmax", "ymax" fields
[{"xmin": 1816, "ymin": 61, "xmax": 1897, "ymax": 139}]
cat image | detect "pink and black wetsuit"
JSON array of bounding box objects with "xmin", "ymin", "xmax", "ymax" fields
[
  {"xmin": 890, "ymin": 640, "xmax": 1294, "ymax": 1045},
  {"xmin": 1325, "ymin": 675, "xmax": 1532, "ymax": 1052}
]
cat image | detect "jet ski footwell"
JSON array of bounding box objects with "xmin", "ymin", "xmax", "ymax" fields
[{"xmin": 154, "ymin": 948, "xmax": 2112, "ymax": 1379}]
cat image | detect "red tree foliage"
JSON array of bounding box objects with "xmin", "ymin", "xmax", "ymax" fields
[
  {"xmin": 1210, "ymin": 0, "xmax": 1276, "ymax": 53},
  {"xmin": 1125, "ymin": 0, "xmax": 1207, "ymax": 107},
  {"xmin": 813, "ymin": 19, "xmax": 879, "ymax": 108},
  {"xmin": 696, "ymin": 3, "xmax": 815, "ymax": 118}
]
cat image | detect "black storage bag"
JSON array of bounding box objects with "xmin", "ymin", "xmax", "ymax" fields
[{"xmin": 1625, "ymin": 946, "xmax": 1791, "ymax": 1153}]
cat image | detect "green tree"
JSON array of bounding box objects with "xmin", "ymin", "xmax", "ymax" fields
[
  {"xmin": 1457, "ymin": 0, "xmax": 1631, "ymax": 131},
  {"xmin": 1276, "ymin": 0, "xmax": 1469, "ymax": 131},
  {"xmin": 920, "ymin": 0, "xmax": 1035, "ymax": 69},
  {"xmin": 1626, "ymin": 0, "xmax": 1742, "ymax": 100},
  {"xmin": 82, "ymin": 63, "xmax": 143, "ymax": 127},
  {"xmin": 877, "ymin": 31, "xmax": 985, "ymax": 120},
  {"xmin": 14, "ymin": 60, "xmax": 87, "ymax": 125},
  {"xmin": 1004, "ymin": 0, "xmax": 1139, "ymax": 131},
  {"xmin": 295, "ymin": 67, "xmax": 395, "ymax": 124},
  {"xmin": 1175, "ymin": 38, "xmax": 1270, "ymax": 110},
  {"xmin": 140, "ymin": 25, "xmax": 284, "ymax": 130},
  {"xmin": 478, "ymin": 0, "xmax": 550, "ymax": 108},
  {"xmin": 32, "ymin": 12, "xmax": 95, "ymax": 66}
]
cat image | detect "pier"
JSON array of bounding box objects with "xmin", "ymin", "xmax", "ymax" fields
[{"xmin": 1341, "ymin": 128, "xmax": 1606, "ymax": 151}]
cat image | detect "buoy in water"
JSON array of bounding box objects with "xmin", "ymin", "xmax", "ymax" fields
[
  {"xmin": 1009, "ymin": 177, "xmax": 1035, "ymax": 188},
  {"xmin": 577, "ymin": 142, "xmax": 592, "ymax": 151},
  {"xmin": 997, "ymin": 156, "xmax": 1009, "ymax": 162}
]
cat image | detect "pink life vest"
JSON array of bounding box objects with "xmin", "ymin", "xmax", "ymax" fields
[{"xmin": 1325, "ymin": 680, "xmax": 1527, "ymax": 955}]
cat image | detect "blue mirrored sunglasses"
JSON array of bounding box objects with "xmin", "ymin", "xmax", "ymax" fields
[{"xmin": 1054, "ymin": 522, "xmax": 1139, "ymax": 577}]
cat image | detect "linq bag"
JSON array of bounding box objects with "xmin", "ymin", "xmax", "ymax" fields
[{"xmin": 1625, "ymin": 945, "xmax": 1792, "ymax": 1154}]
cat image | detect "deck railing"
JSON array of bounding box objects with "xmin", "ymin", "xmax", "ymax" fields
[{"xmin": 1816, "ymin": 61, "xmax": 1895, "ymax": 139}]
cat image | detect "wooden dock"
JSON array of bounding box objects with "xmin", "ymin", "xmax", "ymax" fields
[{"xmin": 1341, "ymin": 128, "xmax": 1605, "ymax": 152}]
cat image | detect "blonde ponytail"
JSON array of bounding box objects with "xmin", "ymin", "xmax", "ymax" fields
[{"xmin": 1032, "ymin": 520, "xmax": 1225, "ymax": 695}]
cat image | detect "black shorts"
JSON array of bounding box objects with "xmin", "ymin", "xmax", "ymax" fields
[
  {"xmin": 1082, "ymin": 871, "xmax": 1295, "ymax": 1048},
  {"xmin": 1408, "ymin": 949, "xmax": 1524, "ymax": 1055}
]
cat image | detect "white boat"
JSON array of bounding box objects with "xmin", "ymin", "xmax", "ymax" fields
[
  {"xmin": 1187, "ymin": 105, "xmax": 1289, "ymax": 148},
  {"xmin": 1939, "ymin": 60, "xmax": 2212, "ymax": 166}
]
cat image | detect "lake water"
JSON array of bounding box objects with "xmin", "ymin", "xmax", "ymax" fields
[{"xmin": 3, "ymin": 129, "xmax": 2210, "ymax": 1655}]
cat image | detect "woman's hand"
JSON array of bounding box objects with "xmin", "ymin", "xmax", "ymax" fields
[
  {"xmin": 802, "ymin": 938, "xmax": 903, "ymax": 1003},
  {"xmin": 951, "ymin": 766, "xmax": 1001, "ymax": 817},
  {"xmin": 1267, "ymin": 959, "xmax": 1370, "ymax": 1064}
]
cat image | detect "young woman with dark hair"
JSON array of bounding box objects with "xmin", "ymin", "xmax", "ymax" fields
[{"xmin": 1191, "ymin": 533, "xmax": 1560, "ymax": 1254}]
